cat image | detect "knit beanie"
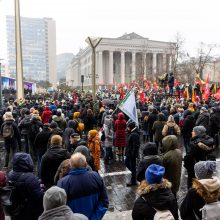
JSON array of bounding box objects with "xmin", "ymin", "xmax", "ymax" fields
[
  {"xmin": 43, "ymin": 186, "xmax": 67, "ymax": 211},
  {"xmin": 193, "ymin": 126, "xmax": 206, "ymax": 137},
  {"xmin": 145, "ymin": 164, "xmax": 165, "ymax": 184},
  {"xmin": 194, "ymin": 161, "xmax": 216, "ymax": 179},
  {"xmin": 88, "ymin": 129, "xmax": 98, "ymax": 137}
]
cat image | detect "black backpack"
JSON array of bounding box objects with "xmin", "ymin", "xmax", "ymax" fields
[
  {"xmin": 167, "ymin": 126, "xmax": 176, "ymax": 136},
  {"xmin": 2, "ymin": 123, "xmax": 14, "ymax": 139}
]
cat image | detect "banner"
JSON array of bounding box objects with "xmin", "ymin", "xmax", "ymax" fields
[{"xmin": 118, "ymin": 91, "xmax": 139, "ymax": 126}]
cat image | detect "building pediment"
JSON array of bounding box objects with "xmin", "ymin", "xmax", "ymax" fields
[{"xmin": 117, "ymin": 32, "xmax": 146, "ymax": 40}]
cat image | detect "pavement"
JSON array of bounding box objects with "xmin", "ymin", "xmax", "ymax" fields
[{"xmin": 1, "ymin": 140, "xmax": 220, "ymax": 220}]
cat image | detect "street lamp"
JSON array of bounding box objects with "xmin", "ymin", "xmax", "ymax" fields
[{"xmin": 85, "ymin": 37, "xmax": 102, "ymax": 100}]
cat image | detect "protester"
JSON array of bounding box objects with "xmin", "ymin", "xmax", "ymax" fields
[
  {"xmin": 125, "ymin": 122, "xmax": 140, "ymax": 186},
  {"xmin": 161, "ymin": 135, "xmax": 182, "ymax": 196},
  {"xmin": 0, "ymin": 112, "xmax": 21, "ymax": 169},
  {"xmin": 0, "ymin": 171, "xmax": 6, "ymax": 220},
  {"xmin": 87, "ymin": 129, "xmax": 101, "ymax": 171},
  {"xmin": 52, "ymin": 111, "xmax": 67, "ymax": 131},
  {"xmin": 180, "ymin": 161, "xmax": 220, "ymax": 220},
  {"xmin": 137, "ymin": 142, "xmax": 162, "ymax": 182},
  {"xmin": 40, "ymin": 135, "xmax": 70, "ymax": 189},
  {"xmin": 57, "ymin": 153, "xmax": 109, "ymax": 219},
  {"xmin": 162, "ymin": 115, "xmax": 181, "ymax": 137},
  {"xmin": 114, "ymin": 112, "xmax": 127, "ymax": 160},
  {"xmin": 8, "ymin": 153, "xmax": 44, "ymax": 220},
  {"xmin": 132, "ymin": 164, "xmax": 178, "ymax": 220},
  {"xmin": 184, "ymin": 126, "xmax": 215, "ymax": 188},
  {"xmin": 39, "ymin": 186, "xmax": 88, "ymax": 220},
  {"xmin": 41, "ymin": 106, "xmax": 52, "ymax": 124},
  {"xmin": 196, "ymin": 107, "xmax": 210, "ymax": 132}
]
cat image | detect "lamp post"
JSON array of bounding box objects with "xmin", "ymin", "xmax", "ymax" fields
[
  {"xmin": 15, "ymin": 0, "xmax": 24, "ymax": 99},
  {"xmin": 0, "ymin": 59, "xmax": 3, "ymax": 108},
  {"xmin": 85, "ymin": 37, "xmax": 102, "ymax": 100}
]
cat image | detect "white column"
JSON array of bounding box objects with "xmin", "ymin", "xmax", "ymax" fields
[
  {"xmin": 162, "ymin": 53, "xmax": 166, "ymax": 72},
  {"xmin": 132, "ymin": 52, "xmax": 136, "ymax": 81},
  {"xmin": 143, "ymin": 53, "xmax": 146, "ymax": 79},
  {"xmin": 152, "ymin": 53, "xmax": 157, "ymax": 75},
  {"xmin": 109, "ymin": 51, "xmax": 113, "ymax": 84},
  {"xmin": 98, "ymin": 51, "xmax": 103, "ymax": 84},
  {"xmin": 121, "ymin": 52, "xmax": 125, "ymax": 84}
]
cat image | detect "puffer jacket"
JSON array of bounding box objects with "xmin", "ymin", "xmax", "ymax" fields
[
  {"xmin": 88, "ymin": 134, "xmax": 101, "ymax": 171},
  {"xmin": 41, "ymin": 107, "xmax": 52, "ymax": 124},
  {"xmin": 132, "ymin": 179, "xmax": 179, "ymax": 220},
  {"xmin": 162, "ymin": 121, "xmax": 181, "ymax": 137},
  {"xmin": 53, "ymin": 116, "xmax": 67, "ymax": 131},
  {"xmin": 8, "ymin": 153, "xmax": 43, "ymax": 220},
  {"xmin": 180, "ymin": 177, "xmax": 220, "ymax": 220}
]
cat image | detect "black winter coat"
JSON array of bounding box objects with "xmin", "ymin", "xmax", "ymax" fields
[
  {"xmin": 132, "ymin": 179, "xmax": 178, "ymax": 220},
  {"xmin": 34, "ymin": 129, "xmax": 51, "ymax": 156},
  {"xmin": 148, "ymin": 113, "xmax": 158, "ymax": 135},
  {"xmin": 40, "ymin": 146, "xmax": 70, "ymax": 189},
  {"xmin": 196, "ymin": 112, "xmax": 210, "ymax": 132},
  {"xmin": 137, "ymin": 155, "xmax": 163, "ymax": 182},
  {"xmin": 8, "ymin": 153, "xmax": 43, "ymax": 220},
  {"xmin": 182, "ymin": 115, "xmax": 195, "ymax": 138},
  {"xmin": 125, "ymin": 128, "xmax": 140, "ymax": 158},
  {"xmin": 209, "ymin": 111, "xmax": 220, "ymax": 137},
  {"xmin": 0, "ymin": 119, "xmax": 21, "ymax": 150}
]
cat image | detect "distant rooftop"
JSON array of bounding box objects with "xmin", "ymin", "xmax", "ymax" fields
[{"xmin": 117, "ymin": 32, "xmax": 147, "ymax": 40}]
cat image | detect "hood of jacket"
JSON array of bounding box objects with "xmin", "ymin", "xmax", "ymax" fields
[
  {"xmin": 166, "ymin": 121, "xmax": 176, "ymax": 127},
  {"xmin": 117, "ymin": 112, "xmax": 125, "ymax": 120},
  {"xmin": 192, "ymin": 134, "xmax": 214, "ymax": 146},
  {"xmin": 12, "ymin": 152, "xmax": 34, "ymax": 172},
  {"xmin": 46, "ymin": 146, "xmax": 69, "ymax": 160},
  {"xmin": 162, "ymin": 135, "xmax": 178, "ymax": 151},
  {"xmin": 137, "ymin": 179, "xmax": 174, "ymax": 210},
  {"xmin": 53, "ymin": 116, "xmax": 64, "ymax": 122},
  {"xmin": 192, "ymin": 177, "xmax": 220, "ymax": 203}
]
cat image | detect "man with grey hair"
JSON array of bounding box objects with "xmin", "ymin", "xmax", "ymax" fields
[
  {"xmin": 57, "ymin": 152, "xmax": 109, "ymax": 220},
  {"xmin": 184, "ymin": 125, "xmax": 214, "ymax": 188}
]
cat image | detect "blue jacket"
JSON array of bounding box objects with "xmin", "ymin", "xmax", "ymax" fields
[{"xmin": 57, "ymin": 168, "xmax": 108, "ymax": 220}]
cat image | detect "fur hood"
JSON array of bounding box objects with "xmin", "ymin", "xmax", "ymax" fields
[
  {"xmin": 137, "ymin": 179, "xmax": 172, "ymax": 196},
  {"xmin": 192, "ymin": 177, "xmax": 220, "ymax": 203}
]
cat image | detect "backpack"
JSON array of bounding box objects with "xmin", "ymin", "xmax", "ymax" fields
[
  {"xmin": 2, "ymin": 123, "xmax": 14, "ymax": 139},
  {"xmin": 167, "ymin": 126, "xmax": 176, "ymax": 136},
  {"xmin": 194, "ymin": 201, "xmax": 220, "ymax": 220},
  {"xmin": 154, "ymin": 209, "xmax": 174, "ymax": 220}
]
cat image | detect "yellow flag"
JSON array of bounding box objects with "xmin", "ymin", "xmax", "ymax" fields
[
  {"xmin": 186, "ymin": 87, "xmax": 189, "ymax": 100},
  {"xmin": 214, "ymin": 84, "xmax": 217, "ymax": 94},
  {"xmin": 192, "ymin": 88, "xmax": 196, "ymax": 102}
]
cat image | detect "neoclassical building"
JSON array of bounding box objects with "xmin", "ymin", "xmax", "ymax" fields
[{"xmin": 66, "ymin": 33, "xmax": 176, "ymax": 87}]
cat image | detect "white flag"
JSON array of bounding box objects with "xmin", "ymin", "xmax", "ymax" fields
[{"xmin": 118, "ymin": 91, "xmax": 139, "ymax": 126}]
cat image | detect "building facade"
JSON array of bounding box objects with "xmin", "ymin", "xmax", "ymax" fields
[
  {"xmin": 6, "ymin": 16, "xmax": 56, "ymax": 85},
  {"xmin": 66, "ymin": 33, "xmax": 175, "ymax": 87}
]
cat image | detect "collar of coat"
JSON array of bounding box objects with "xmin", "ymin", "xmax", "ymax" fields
[
  {"xmin": 137, "ymin": 179, "xmax": 172, "ymax": 196},
  {"xmin": 68, "ymin": 168, "xmax": 88, "ymax": 175},
  {"xmin": 192, "ymin": 177, "xmax": 220, "ymax": 203}
]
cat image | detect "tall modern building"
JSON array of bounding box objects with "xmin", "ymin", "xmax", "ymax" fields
[
  {"xmin": 6, "ymin": 16, "xmax": 56, "ymax": 85},
  {"xmin": 66, "ymin": 32, "xmax": 176, "ymax": 87}
]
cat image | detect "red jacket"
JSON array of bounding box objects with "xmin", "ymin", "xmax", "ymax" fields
[
  {"xmin": 41, "ymin": 107, "xmax": 52, "ymax": 124},
  {"xmin": 114, "ymin": 112, "xmax": 127, "ymax": 147}
]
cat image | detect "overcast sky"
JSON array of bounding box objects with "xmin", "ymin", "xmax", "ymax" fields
[{"xmin": 1, "ymin": 0, "xmax": 220, "ymax": 62}]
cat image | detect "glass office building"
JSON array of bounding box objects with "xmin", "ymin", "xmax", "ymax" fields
[{"xmin": 6, "ymin": 16, "xmax": 56, "ymax": 84}]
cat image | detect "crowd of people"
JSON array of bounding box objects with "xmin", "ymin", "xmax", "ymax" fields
[{"xmin": 0, "ymin": 85, "xmax": 219, "ymax": 220}]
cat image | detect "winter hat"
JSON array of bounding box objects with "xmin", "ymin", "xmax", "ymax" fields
[
  {"xmin": 43, "ymin": 123, "xmax": 50, "ymax": 129},
  {"xmin": 70, "ymin": 133, "xmax": 81, "ymax": 141},
  {"xmin": 145, "ymin": 164, "xmax": 165, "ymax": 184},
  {"xmin": 200, "ymin": 107, "xmax": 208, "ymax": 112},
  {"xmin": 194, "ymin": 161, "xmax": 216, "ymax": 179},
  {"xmin": 167, "ymin": 115, "xmax": 175, "ymax": 122},
  {"xmin": 49, "ymin": 121, "xmax": 58, "ymax": 129},
  {"xmin": 4, "ymin": 112, "xmax": 14, "ymax": 121},
  {"xmin": 43, "ymin": 186, "xmax": 67, "ymax": 211},
  {"xmin": 127, "ymin": 121, "xmax": 136, "ymax": 130},
  {"xmin": 88, "ymin": 129, "xmax": 98, "ymax": 137},
  {"xmin": 193, "ymin": 126, "xmax": 206, "ymax": 137},
  {"xmin": 73, "ymin": 112, "xmax": 80, "ymax": 118},
  {"xmin": 51, "ymin": 135, "xmax": 62, "ymax": 145},
  {"xmin": 143, "ymin": 142, "xmax": 158, "ymax": 156}
]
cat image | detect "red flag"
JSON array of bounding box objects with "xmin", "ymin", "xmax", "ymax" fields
[
  {"xmin": 140, "ymin": 91, "xmax": 145, "ymax": 104},
  {"xmin": 119, "ymin": 87, "xmax": 124, "ymax": 99},
  {"xmin": 203, "ymin": 74, "xmax": 210, "ymax": 101},
  {"xmin": 145, "ymin": 80, "xmax": 149, "ymax": 89},
  {"xmin": 174, "ymin": 79, "xmax": 179, "ymax": 86}
]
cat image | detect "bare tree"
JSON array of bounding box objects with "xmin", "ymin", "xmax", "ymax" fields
[
  {"xmin": 189, "ymin": 42, "xmax": 216, "ymax": 78},
  {"xmin": 170, "ymin": 32, "xmax": 186, "ymax": 77}
]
